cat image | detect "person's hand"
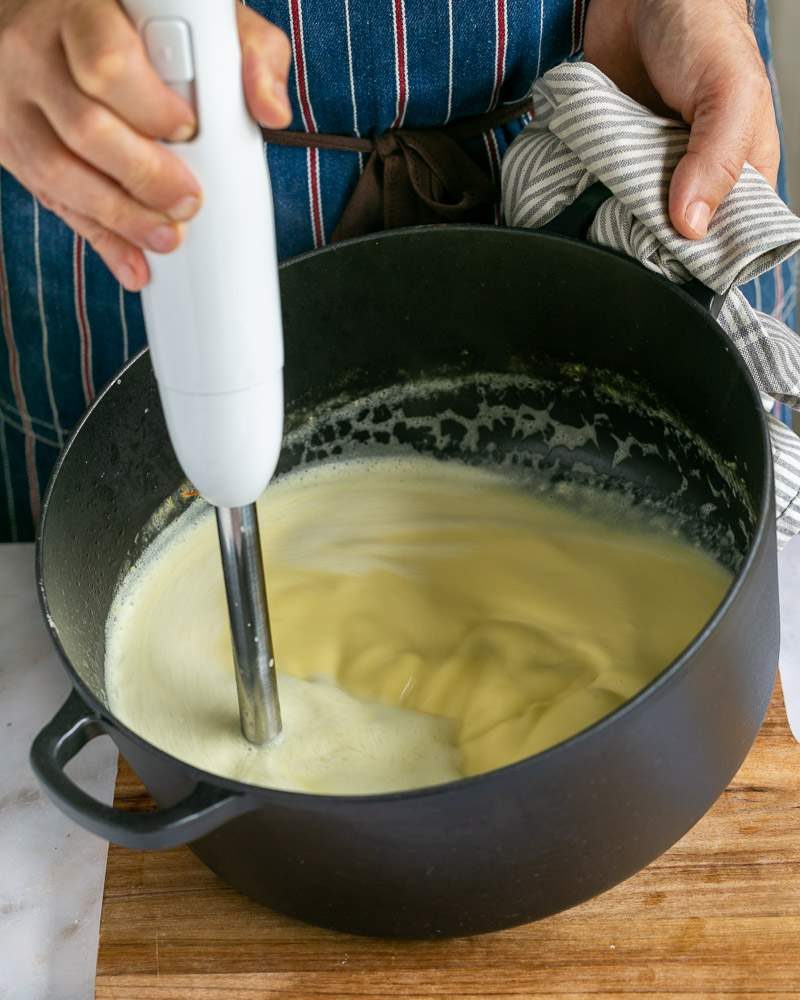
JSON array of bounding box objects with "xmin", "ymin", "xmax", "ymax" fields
[
  {"xmin": 0, "ymin": 0, "xmax": 292, "ymax": 290},
  {"xmin": 584, "ymin": 0, "xmax": 779, "ymax": 240}
]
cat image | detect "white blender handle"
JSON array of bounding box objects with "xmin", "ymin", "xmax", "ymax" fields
[{"xmin": 121, "ymin": 0, "xmax": 284, "ymax": 509}]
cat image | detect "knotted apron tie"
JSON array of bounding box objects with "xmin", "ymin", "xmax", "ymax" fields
[{"xmin": 261, "ymin": 99, "xmax": 532, "ymax": 241}]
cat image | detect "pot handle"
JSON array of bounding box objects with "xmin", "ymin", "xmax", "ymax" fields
[
  {"xmin": 30, "ymin": 689, "xmax": 252, "ymax": 850},
  {"xmin": 540, "ymin": 181, "xmax": 727, "ymax": 319}
]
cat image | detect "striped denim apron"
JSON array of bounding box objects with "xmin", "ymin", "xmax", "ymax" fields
[{"xmin": 0, "ymin": 0, "xmax": 794, "ymax": 540}]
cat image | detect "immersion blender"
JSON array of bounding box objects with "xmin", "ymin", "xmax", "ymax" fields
[{"xmin": 121, "ymin": 0, "xmax": 284, "ymax": 745}]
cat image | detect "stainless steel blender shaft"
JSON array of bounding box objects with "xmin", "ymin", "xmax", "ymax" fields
[{"xmin": 215, "ymin": 504, "xmax": 282, "ymax": 745}]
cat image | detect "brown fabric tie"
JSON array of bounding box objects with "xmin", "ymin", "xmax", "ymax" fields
[{"xmin": 261, "ymin": 100, "xmax": 531, "ymax": 242}]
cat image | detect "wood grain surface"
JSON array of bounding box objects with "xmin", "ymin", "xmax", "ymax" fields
[{"xmin": 95, "ymin": 684, "xmax": 800, "ymax": 999}]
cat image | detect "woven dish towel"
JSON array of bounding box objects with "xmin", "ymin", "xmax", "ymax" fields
[{"xmin": 502, "ymin": 62, "xmax": 800, "ymax": 550}]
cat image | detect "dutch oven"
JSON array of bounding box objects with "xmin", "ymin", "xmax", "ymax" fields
[{"xmin": 29, "ymin": 213, "xmax": 778, "ymax": 937}]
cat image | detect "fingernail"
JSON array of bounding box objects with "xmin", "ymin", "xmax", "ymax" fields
[
  {"xmin": 147, "ymin": 224, "xmax": 179, "ymax": 252},
  {"xmin": 168, "ymin": 194, "xmax": 200, "ymax": 222},
  {"xmin": 686, "ymin": 200, "xmax": 711, "ymax": 238},
  {"xmin": 118, "ymin": 262, "xmax": 139, "ymax": 290},
  {"xmin": 169, "ymin": 121, "xmax": 196, "ymax": 143}
]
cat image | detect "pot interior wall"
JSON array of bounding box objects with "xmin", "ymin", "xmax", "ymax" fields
[{"xmin": 39, "ymin": 227, "xmax": 766, "ymax": 709}]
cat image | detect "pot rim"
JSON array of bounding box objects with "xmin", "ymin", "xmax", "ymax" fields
[{"xmin": 35, "ymin": 224, "xmax": 776, "ymax": 806}]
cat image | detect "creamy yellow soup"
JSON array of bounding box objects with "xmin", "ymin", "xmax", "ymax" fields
[{"xmin": 106, "ymin": 457, "xmax": 731, "ymax": 795}]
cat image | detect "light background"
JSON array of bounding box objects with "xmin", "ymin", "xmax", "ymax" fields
[
  {"xmin": 767, "ymin": 0, "xmax": 797, "ymax": 430},
  {"xmin": 771, "ymin": 0, "xmax": 799, "ymax": 211}
]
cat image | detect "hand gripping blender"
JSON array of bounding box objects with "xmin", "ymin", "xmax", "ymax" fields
[{"xmin": 122, "ymin": 0, "xmax": 283, "ymax": 745}]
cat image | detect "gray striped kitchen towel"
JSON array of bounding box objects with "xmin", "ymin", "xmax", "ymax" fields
[{"xmin": 502, "ymin": 62, "xmax": 800, "ymax": 549}]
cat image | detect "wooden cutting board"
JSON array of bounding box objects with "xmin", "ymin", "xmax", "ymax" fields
[{"xmin": 96, "ymin": 684, "xmax": 800, "ymax": 999}]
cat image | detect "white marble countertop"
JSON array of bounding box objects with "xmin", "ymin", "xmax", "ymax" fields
[
  {"xmin": 1, "ymin": 539, "xmax": 800, "ymax": 1000},
  {"xmin": 0, "ymin": 545, "xmax": 117, "ymax": 1000}
]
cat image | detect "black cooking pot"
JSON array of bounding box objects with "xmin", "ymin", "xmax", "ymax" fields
[{"xmin": 30, "ymin": 218, "xmax": 779, "ymax": 938}]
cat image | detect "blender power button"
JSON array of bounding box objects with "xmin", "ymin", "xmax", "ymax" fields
[{"xmin": 142, "ymin": 18, "xmax": 195, "ymax": 84}]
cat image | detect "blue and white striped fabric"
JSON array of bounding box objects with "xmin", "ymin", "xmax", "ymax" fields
[{"xmin": 0, "ymin": 0, "xmax": 791, "ymax": 540}]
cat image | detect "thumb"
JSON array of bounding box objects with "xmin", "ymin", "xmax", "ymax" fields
[
  {"xmin": 669, "ymin": 89, "xmax": 751, "ymax": 240},
  {"xmin": 236, "ymin": 5, "xmax": 293, "ymax": 129}
]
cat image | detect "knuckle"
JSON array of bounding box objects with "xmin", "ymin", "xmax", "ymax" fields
[
  {"xmin": 75, "ymin": 43, "xmax": 131, "ymax": 96},
  {"xmin": 704, "ymin": 59, "xmax": 768, "ymax": 114},
  {"xmin": 67, "ymin": 103, "xmax": 113, "ymax": 148},
  {"xmin": 97, "ymin": 192, "xmax": 140, "ymax": 239},
  {"xmin": 85, "ymin": 225, "xmax": 113, "ymax": 255},
  {"xmin": 99, "ymin": 196, "xmax": 129, "ymax": 235},
  {"xmin": 125, "ymin": 151, "xmax": 161, "ymax": 198}
]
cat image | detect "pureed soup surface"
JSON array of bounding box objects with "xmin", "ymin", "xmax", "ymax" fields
[{"xmin": 105, "ymin": 457, "xmax": 732, "ymax": 795}]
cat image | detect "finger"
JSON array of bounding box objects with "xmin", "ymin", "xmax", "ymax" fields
[
  {"xmin": 62, "ymin": 0, "xmax": 196, "ymax": 141},
  {"xmin": 748, "ymin": 116, "xmax": 781, "ymax": 190},
  {"xmin": 38, "ymin": 61, "xmax": 201, "ymax": 220},
  {"xmin": 12, "ymin": 107, "xmax": 184, "ymax": 254},
  {"xmin": 669, "ymin": 76, "xmax": 767, "ymax": 239},
  {"xmin": 39, "ymin": 196, "xmax": 149, "ymax": 291},
  {"xmin": 237, "ymin": 5, "xmax": 292, "ymax": 128}
]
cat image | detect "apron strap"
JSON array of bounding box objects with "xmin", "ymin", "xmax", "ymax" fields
[{"xmin": 261, "ymin": 99, "xmax": 532, "ymax": 241}]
